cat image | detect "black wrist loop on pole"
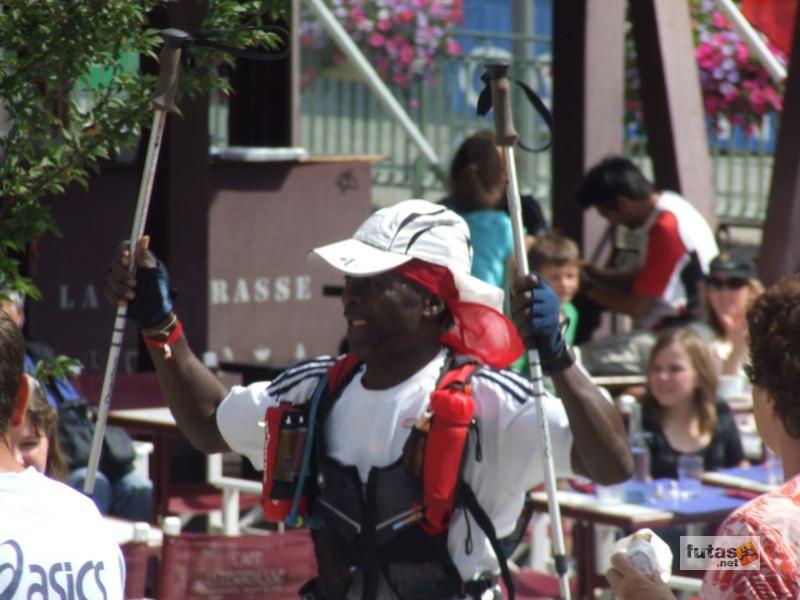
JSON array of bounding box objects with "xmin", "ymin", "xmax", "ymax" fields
[
  {"xmin": 476, "ymin": 72, "xmax": 554, "ymax": 153},
  {"xmin": 169, "ymin": 25, "xmax": 291, "ymax": 65}
]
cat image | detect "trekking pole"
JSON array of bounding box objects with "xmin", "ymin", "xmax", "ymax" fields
[
  {"xmin": 84, "ymin": 29, "xmax": 187, "ymax": 494},
  {"xmin": 484, "ymin": 62, "xmax": 571, "ymax": 600}
]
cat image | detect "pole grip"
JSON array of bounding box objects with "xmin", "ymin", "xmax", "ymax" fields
[
  {"xmin": 150, "ymin": 29, "xmax": 188, "ymax": 112},
  {"xmin": 485, "ymin": 62, "xmax": 519, "ymax": 146}
]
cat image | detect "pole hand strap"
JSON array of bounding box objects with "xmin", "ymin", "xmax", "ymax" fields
[
  {"xmin": 476, "ymin": 72, "xmax": 554, "ymax": 153},
  {"xmin": 462, "ymin": 485, "xmax": 515, "ymax": 600},
  {"xmin": 175, "ymin": 25, "xmax": 291, "ymax": 69}
]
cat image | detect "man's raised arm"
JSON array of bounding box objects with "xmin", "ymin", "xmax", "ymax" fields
[
  {"xmin": 511, "ymin": 274, "xmax": 633, "ymax": 485},
  {"xmin": 104, "ymin": 238, "xmax": 229, "ymax": 454}
]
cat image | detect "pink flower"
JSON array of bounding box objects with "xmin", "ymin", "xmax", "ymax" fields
[
  {"xmin": 349, "ymin": 6, "xmax": 364, "ymax": 22},
  {"xmin": 392, "ymin": 72, "xmax": 409, "ymax": 86},
  {"xmin": 301, "ymin": 0, "xmax": 490, "ymax": 88},
  {"xmin": 399, "ymin": 44, "xmax": 415, "ymax": 65},
  {"xmin": 734, "ymin": 43, "xmax": 749, "ymax": 63},
  {"xmin": 697, "ymin": 56, "xmax": 717, "ymax": 70},
  {"xmin": 446, "ymin": 38, "xmax": 461, "ymax": 55}
]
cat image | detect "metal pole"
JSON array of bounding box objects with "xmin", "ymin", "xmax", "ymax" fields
[
  {"xmin": 715, "ymin": 0, "xmax": 787, "ymax": 84},
  {"xmin": 303, "ymin": 0, "xmax": 441, "ymax": 172},
  {"xmin": 512, "ymin": 0, "xmax": 535, "ymax": 194},
  {"xmin": 84, "ymin": 29, "xmax": 187, "ymax": 493},
  {"xmin": 485, "ymin": 62, "xmax": 571, "ymax": 600}
]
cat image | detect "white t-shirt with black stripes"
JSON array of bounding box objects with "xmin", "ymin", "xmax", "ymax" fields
[{"xmin": 216, "ymin": 349, "xmax": 574, "ymax": 582}]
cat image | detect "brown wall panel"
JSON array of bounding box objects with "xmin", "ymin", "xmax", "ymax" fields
[
  {"xmin": 205, "ymin": 161, "xmax": 372, "ymax": 366},
  {"xmin": 27, "ymin": 161, "xmax": 372, "ymax": 373}
]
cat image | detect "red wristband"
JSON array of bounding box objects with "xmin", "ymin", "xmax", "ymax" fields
[{"xmin": 143, "ymin": 318, "xmax": 183, "ymax": 349}]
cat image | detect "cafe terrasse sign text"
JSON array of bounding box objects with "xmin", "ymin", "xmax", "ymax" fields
[
  {"xmin": 56, "ymin": 274, "xmax": 315, "ymax": 311},
  {"xmin": 209, "ymin": 275, "xmax": 312, "ymax": 305},
  {"xmin": 55, "ymin": 274, "xmax": 323, "ymax": 370}
]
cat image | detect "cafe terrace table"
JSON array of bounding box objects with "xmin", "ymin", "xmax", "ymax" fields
[
  {"xmin": 103, "ymin": 515, "xmax": 164, "ymax": 548},
  {"xmin": 108, "ymin": 407, "xmax": 189, "ymax": 519},
  {"xmin": 529, "ymin": 481, "xmax": 747, "ymax": 598},
  {"xmin": 108, "ymin": 407, "xmax": 261, "ymax": 529},
  {"xmin": 701, "ymin": 464, "xmax": 781, "ymax": 495}
]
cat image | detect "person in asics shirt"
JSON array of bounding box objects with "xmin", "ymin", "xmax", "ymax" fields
[
  {"xmin": 104, "ymin": 200, "xmax": 632, "ymax": 599},
  {"xmin": 0, "ymin": 311, "xmax": 125, "ymax": 599}
]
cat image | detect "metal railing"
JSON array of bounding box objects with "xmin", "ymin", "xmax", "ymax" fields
[
  {"xmin": 626, "ymin": 115, "xmax": 777, "ymax": 227},
  {"xmin": 210, "ymin": 28, "xmax": 776, "ymax": 227},
  {"xmin": 297, "ymin": 29, "xmax": 554, "ymax": 199}
]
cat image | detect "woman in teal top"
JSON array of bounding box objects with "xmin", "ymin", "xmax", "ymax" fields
[{"xmin": 445, "ymin": 131, "xmax": 513, "ymax": 289}]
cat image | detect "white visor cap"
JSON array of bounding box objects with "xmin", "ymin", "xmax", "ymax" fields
[{"xmin": 310, "ymin": 200, "xmax": 505, "ymax": 312}]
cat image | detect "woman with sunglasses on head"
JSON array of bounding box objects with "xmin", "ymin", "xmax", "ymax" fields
[{"xmin": 697, "ymin": 252, "xmax": 763, "ymax": 401}]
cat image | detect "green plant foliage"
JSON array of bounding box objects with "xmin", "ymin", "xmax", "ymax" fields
[
  {"xmin": 0, "ymin": 0, "xmax": 290, "ymax": 296},
  {"xmin": 32, "ymin": 354, "xmax": 84, "ymax": 386}
]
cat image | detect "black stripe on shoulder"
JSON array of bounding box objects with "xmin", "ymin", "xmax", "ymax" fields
[
  {"xmin": 269, "ymin": 371, "xmax": 328, "ymax": 397},
  {"xmin": 474, "ymin": 368, "xmax": 532, "ymax": 405},
  {"xmin": 494, "ymin": 367, "xmax": 533, "ymax": 388},
  {"xmin": 268, "ymin": 356, "xmax": 336, "ymax": 395},
  {"xmin": 479, "ymin": 366, "xmax": 534, "ymax": 395},
  {"xmin": 269, "ymin": 356, "xmax": 335, "ymax": 386}
]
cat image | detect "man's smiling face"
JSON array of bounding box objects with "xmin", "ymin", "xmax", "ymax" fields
[{"xmin": 342, "ymin": 272, "xmax": 432, "ymax": 364}]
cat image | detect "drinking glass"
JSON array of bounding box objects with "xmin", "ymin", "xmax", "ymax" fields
[
  {"xmin": 765, "ymin": 447, "xmax": 783, "ymax": 486},
  {"xmin": 676, "ymin": 454, "xmax": 704, "ymax": 493},
  {"xmin": 597, "ymin": 483, "xmax": 625, "ymax": 503}
]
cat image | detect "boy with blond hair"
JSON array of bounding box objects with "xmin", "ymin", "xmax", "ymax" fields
[{"xmin": 529, "ymin": 232, "xmax": 582, "ymax": 345}]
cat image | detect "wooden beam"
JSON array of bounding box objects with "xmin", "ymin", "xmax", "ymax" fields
[
  {"xmin": 164, "ymin": 1, "xmax": 213, "ymax": 352},
  {"xmin": 758, "ymin": 7, "xmax": 800, "ymax": 285},
  {"xmin": 552, "ymin": 0, "xmax": 626, "ymax": 342},
  {"xmin": 552, "ymin": 0, "xmax": 626, "ymax": 253},
  {"xmin": 629, "ymin": 0, "xmax": 716, "ymax": 226}
]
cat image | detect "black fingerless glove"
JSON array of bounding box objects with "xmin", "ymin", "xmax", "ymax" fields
[
  {"xmin": 128, "ymin": 260, "xmax": 174, "ymax": 328},
  {"xmin": 530, "ymin": 274, "xmax": 576, "ymax": 375}
]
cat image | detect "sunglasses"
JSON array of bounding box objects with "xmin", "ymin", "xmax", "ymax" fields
[{"xmin": 706, "ymin": 276, "xmax": 749, "ymax": 290}]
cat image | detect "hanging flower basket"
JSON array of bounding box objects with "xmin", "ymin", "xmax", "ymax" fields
[
  {"xmin": 627, "ymin": 0, "xmax": 786, "ymax": 135},
  {"xmin": 300, "ymin": 0, "xmax": 463, "ymax": 88},
  {"xmin": 694, "ymin": 0, "xmax": 785, "ymax": 133}
]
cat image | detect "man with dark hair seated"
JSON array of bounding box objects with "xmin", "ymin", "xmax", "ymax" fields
[{"xmin": 576, "ymin": 156, "xmax": 718, "ymax": 331}]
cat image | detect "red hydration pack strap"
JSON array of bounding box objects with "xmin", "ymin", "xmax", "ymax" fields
[
  {"xmin": 324, "ymin": 354, "xmax": 477, "ymax": 535},
  {"xmin": 326, "ymin": 354, "xmax": 361, "ymax": 396},
  {"xmin": 261, "ymin": 354, "xmax": 478, "ymax": 533},
  {"xmin": 420, "ymin": 362, "xmax": 476, "ymax": 534},
  {"xmin": 260, "ymin": 354, "xmax": 360, "ymax": 524}
]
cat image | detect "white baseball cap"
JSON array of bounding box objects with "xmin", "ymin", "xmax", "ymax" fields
[{"xmin": 309, "ymin": 200, "xmax": 504, "ymax": 312}]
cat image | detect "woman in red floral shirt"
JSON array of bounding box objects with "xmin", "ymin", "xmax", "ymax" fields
[{"xmin": 606, "ymin": 273, "xmax": 800, "ymax": 599}]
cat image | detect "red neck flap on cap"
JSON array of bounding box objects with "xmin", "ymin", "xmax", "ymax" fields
[{"xmin": 394, "ymin": 259, "xmax": 524, "ymax": 368}]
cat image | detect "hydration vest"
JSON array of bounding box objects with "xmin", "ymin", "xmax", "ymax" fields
[{"xmin": 261, "ymin": 354, "xmax": 517, "ymax": 600}]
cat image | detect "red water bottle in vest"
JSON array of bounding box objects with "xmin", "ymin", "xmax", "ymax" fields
[{"xmin": 422, "ymin": 382, "xmax": 474, "ymax": 534}]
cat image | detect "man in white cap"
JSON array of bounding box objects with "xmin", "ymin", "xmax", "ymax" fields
[{"xmin": 105, "ymin": 200, "xmax": 632, "ymax": 599}]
